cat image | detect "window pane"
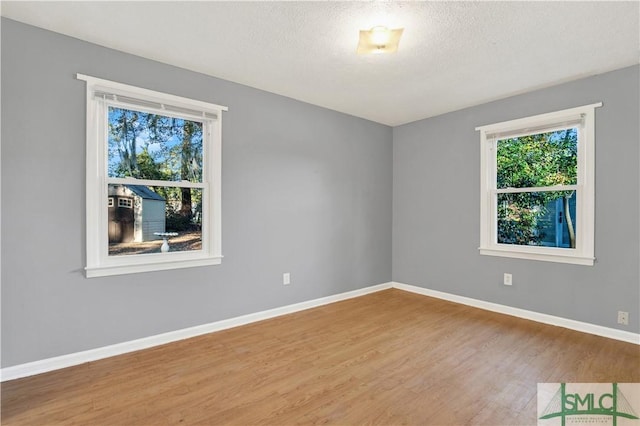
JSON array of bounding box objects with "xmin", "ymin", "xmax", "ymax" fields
[
  {"xmin": 108, "ymin": 106, "xmax": 203, "ymax": 183},
  {"xmin": 108, "ymin": 184, "xmax": 202, "ymax": 256},
  {"xmin": 497, "ymin": 191, "xmax": 577, "ymax": 248},
  {"xmin": 497, "ymin": 128, "xmax": 577, "ymax": 189}
]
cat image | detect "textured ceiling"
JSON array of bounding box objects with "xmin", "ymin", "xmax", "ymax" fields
[{"xmin": 2, "ymin": 1, "xmax": 639, "ymax": 126}]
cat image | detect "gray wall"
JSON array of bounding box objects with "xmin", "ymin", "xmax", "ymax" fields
[
  {"xmin": 2, "ymin": 18, "xmax": 638, "ymax": 369},
  {"xmin": 393, "ymin": 65, "xmax": 640, "ymax": 333},
  {"xmin": 1, "ymin": 19, "xmax": 393, "ymax": 367}
]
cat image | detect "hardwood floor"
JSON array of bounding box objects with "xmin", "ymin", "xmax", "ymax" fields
[{"xmin": 2, "ymin": 289, "xmax": 638, "ymax": 425}]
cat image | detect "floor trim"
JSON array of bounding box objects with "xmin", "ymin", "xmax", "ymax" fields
[
  {"xmin": 0, "ymin": 282, "xmax": 392, "ymax": 382},
  {"xmin": 3, "ymin": 281, "xmax": 638, "ymax": 382},
  {"xmin": 392, "ymin": 281, "xmax": 640, "ymax": 345}
]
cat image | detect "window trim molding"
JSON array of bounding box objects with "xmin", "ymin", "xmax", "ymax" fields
[
  {"xmin": 78, "ymin": 74, "xmax": 227, "ymax": 278},
  {"xmin": 476, "ymin": 102, "xmax": 602, "ymax": 266}
]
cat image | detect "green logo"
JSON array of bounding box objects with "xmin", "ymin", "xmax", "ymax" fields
[{"xmin": 539, "ymin": 383, "xmax": 639, "ymax": 426}]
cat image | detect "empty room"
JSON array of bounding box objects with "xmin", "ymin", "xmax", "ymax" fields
[{"xmin": 1, "ymin": 1, "xmax": 639, "ymax": 425}]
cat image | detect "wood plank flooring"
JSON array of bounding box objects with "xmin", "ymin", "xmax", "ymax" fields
[{"xmin": 2, "ymin": 289, "xmax": 639, "ymax": 425}]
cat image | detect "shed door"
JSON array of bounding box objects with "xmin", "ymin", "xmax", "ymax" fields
[{"xmin": 108, "ymin": 197, "xmax": 134, "ymax": 243}]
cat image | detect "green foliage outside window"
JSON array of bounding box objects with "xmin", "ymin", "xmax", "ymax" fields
[
  {"xmin": 496, "ymin": 128, "xmax": 577, "ymax": 247},
  {"xmin": 108, "ymin": 107, "xmax": 204, "ymax": 231}
]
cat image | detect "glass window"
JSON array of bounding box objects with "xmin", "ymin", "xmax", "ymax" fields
[
  {"xmin": 117, "ymin": 198, "xmax": 133, "ymax": 209},
  {"xmin": 476, "ymin": 103, "xmax": 601, "ymax": 265},
  {"xmin": 79, "ymin": 74, "xmax": 227, "ymax": 277}
]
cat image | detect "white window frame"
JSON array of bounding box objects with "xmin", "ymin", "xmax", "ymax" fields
[
  {"xmin": 476, "ymin": 103, "xmax": 601, "ymax": 266},
  {"xmin": 108, "ymin": 197, "xmax": 114, "ymax": 208},
  {"xmin": 78, "ymin": 74, "xmax": 227, "ymax": 277},
  {"xmin": 117, "ymin": 198, "xmax": 133, "ymax": 209}
]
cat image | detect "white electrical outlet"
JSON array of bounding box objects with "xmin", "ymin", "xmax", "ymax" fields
[
  {"xmin": 503, "ymin": 273, "xmax": 513, "ymax": 286},
  {"xmin": 283, "ymin": 273, "xmax": 291, "ymax": 285},
  {"xmin": 618, "ymin": 311, "xmax": 629, "ymax": 325}
]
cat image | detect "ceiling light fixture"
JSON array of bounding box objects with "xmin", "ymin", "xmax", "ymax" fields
[{"xmin": 357, "ymin": 26, "xmax": 404, "ymax": 55}]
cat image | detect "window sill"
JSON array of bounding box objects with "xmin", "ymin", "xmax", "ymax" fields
[
  {"xmin": 86, "ymin": 256, "xmax": 223, "ymax": 278},
  {"xmin": 479, "ymin": 247, "xmax": 594, "ymax": 266}
]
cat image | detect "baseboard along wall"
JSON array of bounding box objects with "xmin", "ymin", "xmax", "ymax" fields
[
  {"xmin": 0, "ymin": 283, "xmax": 392, "ymax": 382},
  {"xmin": 392, "ymin": 282, "xmax": 640, "ymax": 346},
  {"xmin": 2, "ymin": 281, "xmax": 638, "ymax": 382}
]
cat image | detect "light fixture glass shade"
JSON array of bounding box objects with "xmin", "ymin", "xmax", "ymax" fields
[{"xmin": 357, "ymin": 26, "xmax": 404, "ymax": 55}]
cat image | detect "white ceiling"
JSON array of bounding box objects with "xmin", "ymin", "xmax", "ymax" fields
[{"xmin": 2, "ymin": 1, "xmax": 639, "ymax": 126}]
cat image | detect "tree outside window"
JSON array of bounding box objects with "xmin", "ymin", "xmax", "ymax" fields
[
  {"xmin": 496, "ymin": 128, "xmax": 577, "ymax": 248},
  {"xmin": 107, "ymin": 107, "xmax": 204, "ymax": 255}
]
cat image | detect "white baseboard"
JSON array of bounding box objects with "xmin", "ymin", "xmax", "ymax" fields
[
  {"xmin": 3, "ymin": 280, "xmax": 637, "ymax": 382},
  {"xmin": 0, "ymin": 282, "xmax": 393, "ymax": 382},
  {"xmin": 392, "ymin": 282, "xmax": 640, "ymax": 345}
]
